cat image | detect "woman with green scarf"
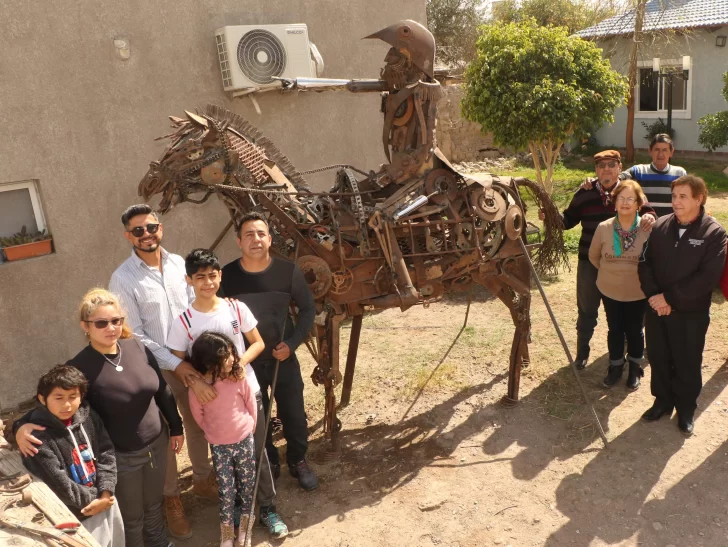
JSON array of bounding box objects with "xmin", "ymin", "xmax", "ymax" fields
[{"xmin": 588, "ymin": 180, "xmax": 650, "ymax": 390}]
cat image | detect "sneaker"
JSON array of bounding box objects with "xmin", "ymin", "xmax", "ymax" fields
[
  {"xmin": 193, "ymin": 471, "xmax": 219, "ymax": 501},
  {"xmin": 573, "ymin": 358, "xmax": 588, "ymax": 370},
  {"xmin": 289, "ymin": 459, "xmax": 319, "ymax": 491},
  {"xmin": 260, "ymin": 507, "xmax": 289, "ymax": 539},
  {"xmin": 164, "ymin": 496, "xmax": 192, "ymax": 539},
  {"xmin": 603, "ymin": 364, "xmax": 624, "ymax": 387}
]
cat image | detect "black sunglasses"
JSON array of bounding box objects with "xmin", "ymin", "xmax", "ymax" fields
[
  {"xmin": 127, "ymin": 223, "xmax": 160, "ymax": 238},
  {"xmin": 84, "ymin": 317, "xmax": 125, "ymax": 329}
]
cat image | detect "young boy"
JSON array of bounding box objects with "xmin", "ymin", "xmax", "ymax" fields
[
  {"xmin": 166, "ymin": 248, "xmax": 289, "ymax": 539},
  {"xmin": 22, "ymin": 365, "xmax": 124, "ymax": 547}
]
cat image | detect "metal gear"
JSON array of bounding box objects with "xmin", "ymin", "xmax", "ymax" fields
[
  {"xmin": 331, "ymin": 268, "xmax": 355, "ymax": 295},
  {"xmin": 471, "ymin": 186, "xmax": 507, "ymax": 222},
  {"xmin": 425, "ymin": 168, "xmax": 459, "ymax": 205},
  {"xmin": 505, "ymin": 204, "xmax": 524, "ymax": 240},
  {"xmin": 297, "ymin": 255, "xmax": 333, "ymax": 299}
]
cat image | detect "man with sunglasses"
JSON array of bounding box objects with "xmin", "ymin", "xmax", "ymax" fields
[
  {"xmin": 109, "ymin": 204, "xmax": 217, "ymax": 540},
  {"xmin": 541, "ymin": 151, "xmax": 657, "ymax": 370}
]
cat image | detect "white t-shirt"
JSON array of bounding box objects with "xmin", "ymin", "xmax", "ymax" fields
[{"xmin": 166, "ymin": 300, "xmax": 260, "ymax": 393}]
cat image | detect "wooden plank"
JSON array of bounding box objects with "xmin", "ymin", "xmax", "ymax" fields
[{"xmin": 0, "ymin": 445, "xmax": 101, "ymax": 547}]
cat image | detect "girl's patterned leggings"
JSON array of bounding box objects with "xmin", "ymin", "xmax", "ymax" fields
[{"xmin": 210, "ymin": 434, "xmax": 256, "ymax": 525}]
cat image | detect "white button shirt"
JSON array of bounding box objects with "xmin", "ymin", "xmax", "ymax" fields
[{"xmin": 109, "ymin": 248, "xmax": 193, "ymax": 370}]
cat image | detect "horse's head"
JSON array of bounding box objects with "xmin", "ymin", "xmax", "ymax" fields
[
  {"xmin": 139, "ymin": 110, "xmax": 239, "ymax": 213},
  {"xmin": 140, "ymin": 106, "xmax": 309, "ymax": 215}
]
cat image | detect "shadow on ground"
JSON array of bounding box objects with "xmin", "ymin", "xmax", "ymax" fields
[{"xmin": 545, "ymin": 360, "xmax": 728, "ymax": 546}]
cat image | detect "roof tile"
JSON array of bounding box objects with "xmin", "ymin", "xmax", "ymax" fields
[{"xmin": 577, "ymin": 0, "xmax": 728, "ymax": 38}]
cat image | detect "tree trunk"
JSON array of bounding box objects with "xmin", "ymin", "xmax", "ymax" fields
[
  {"xmin": 625, "ymin": 0, "xmax": 647, "ymax": 163},
  {"xmin": 528, "ymin": 142, "xmax": 544, "ymax": 187}
]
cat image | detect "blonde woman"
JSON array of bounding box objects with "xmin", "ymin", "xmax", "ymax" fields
[
  {"xmin": 15, "ymin": 289, "xmax": 183, "ymax": 547},
  {"xmin": 589, "ymin": 181, "xmax": 650, "ymax": 390}
]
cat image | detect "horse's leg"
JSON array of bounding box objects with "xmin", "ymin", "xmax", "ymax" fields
[
  {"xmin": 321, "ymin": 312, "xmax": 346, "ymax": 454},
  {"xmin": 476, "ymin": 258, "xmax": 532, "ymax": 403},
  {"xmin": 502, "ymin": 256, "xmax": 532, "ymax": 403},
  {"xmin": 339, "ymin": 314, "xmax": 363, "ymax": 409}
]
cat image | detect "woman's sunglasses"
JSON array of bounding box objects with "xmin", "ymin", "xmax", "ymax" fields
[
  {"xmin": 127, "ymin": 223, "xmax": 160, "ymax": 238},
  {"xmin": 84, "ymin": 317, "xmax": 125, "ymax": 329}
]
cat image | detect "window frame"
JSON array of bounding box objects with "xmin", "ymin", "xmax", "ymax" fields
[
  {"xmin": 635, "ymin": 58, "xmax": 692, "ymax": 120},
  {"xmin": 0, "ymin": 179, "xmax": 47, "ymax": 233}
]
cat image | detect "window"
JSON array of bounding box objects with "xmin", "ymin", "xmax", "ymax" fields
[
  {"xmin": 0, "ymin": 179, "xmax": 47, "ymax": 239},
  {"xmin": 636, "ymin": 60, "xmax": 692, "ymax": 119}
]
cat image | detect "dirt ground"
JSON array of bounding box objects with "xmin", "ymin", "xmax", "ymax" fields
[{"xmin": 173, "ymin": 194, "xmax": 728, "ymax": 547}]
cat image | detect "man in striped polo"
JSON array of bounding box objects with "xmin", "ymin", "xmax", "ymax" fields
[
  {"xmin": 622, "ymin": 134, "xmax": 687, "ymax": 217},
  {"xmin": 545, "ymin": 151, "xmax": 657, "ymax": 370}
]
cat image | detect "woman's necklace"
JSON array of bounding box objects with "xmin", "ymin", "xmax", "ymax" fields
[{"xmin": 102, "ymin": 343, "xmax": 123, "ymax": 372}]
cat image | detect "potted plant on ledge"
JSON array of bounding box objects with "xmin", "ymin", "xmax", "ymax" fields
[{"xmin": 0, "ymin": 226, "xmax": 53, "ymax": 262}]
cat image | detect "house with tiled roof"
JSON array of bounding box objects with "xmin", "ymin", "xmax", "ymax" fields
[{"xmin": 577, "ymin": 0, "xmax": 728, "ymax": 154}]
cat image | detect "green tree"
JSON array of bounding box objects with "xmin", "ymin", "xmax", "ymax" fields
[
  {"xmin": 462, "ymin": 20, "xmax": 628, "ymax": 193},
  {"xmin": 426, "ymin": 0, "xmax": 485, "ymax": 69},
  {"xmin": 491, "ymin": 0, "xmax": 618, "ymax": 34},
  {"xmin": 698, "ymin": 73, "xmax": 728, "ymax": 152}
]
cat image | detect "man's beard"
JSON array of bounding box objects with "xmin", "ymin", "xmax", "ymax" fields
[
  {"xmin": 134, "ymin": 238, "xmax": 160, "ymax": 253},
  {"xmin": 599, "ymin": 177, "xmax": 619, "ymax": 189}
]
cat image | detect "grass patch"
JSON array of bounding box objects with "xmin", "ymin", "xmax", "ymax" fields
[
  {"xmin": 500, "ymin": 151, "xmax": 728, "ymax": 256},
  {"xmin": 405, "ymin": 361, "xmax": 467, "ymax": 395}
]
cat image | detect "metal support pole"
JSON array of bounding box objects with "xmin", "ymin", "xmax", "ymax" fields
[
  {"xmin": 339, "ymin": 314, "xmax": 363, "ymax": 408},
  {"xmin": 518, "ymin": 239, "xmax": 608, "ymax": 447},
  {"xmin": 666, "ymin": 72, "xmax": 673, "ymax": 137}
]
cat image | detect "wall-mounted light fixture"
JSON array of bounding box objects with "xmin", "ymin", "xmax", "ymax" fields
[
  {"xmin": 114, "ymin": 37, "xmax": 130, "ymax": 60},
  {"xmin": 717, "ymin": 36, "xmax": 727, "ymax": 47}
]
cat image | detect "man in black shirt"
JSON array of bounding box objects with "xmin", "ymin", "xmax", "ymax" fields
[{"xmin": 219, "ymin": 212, "xmax": 318, "ymax": 493}]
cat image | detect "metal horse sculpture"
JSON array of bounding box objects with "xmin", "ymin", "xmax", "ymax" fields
[{"xmin": 139, "ymin": 20, "xmax": 565, "ymax": 453}]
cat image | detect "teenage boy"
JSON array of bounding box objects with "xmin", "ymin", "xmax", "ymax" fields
[
  {"xmin": 622, "ymin": 134, "xmax": 687, "ymax": 217},
  {"xmin": 166, "ymin": 248, "xmax": 289, "ymax": 539},
  {"xmin": 22, "ymin": 365, "xmax": 124, "ymax": 547},
  {"xmin": 218, "ymin": 212, "xmax": 317, "ymax": 491}
]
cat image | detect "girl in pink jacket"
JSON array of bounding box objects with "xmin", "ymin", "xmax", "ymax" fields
[{"xmin": 189, "ymin": 332, "xmax": 258, "ymax": 547}]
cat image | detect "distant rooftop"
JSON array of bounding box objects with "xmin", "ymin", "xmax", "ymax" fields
[{"xmin": 576, "ymin": 0, "xmax": 728, "ymax": 38}]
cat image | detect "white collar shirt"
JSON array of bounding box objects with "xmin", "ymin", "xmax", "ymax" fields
[{"xmin": 109, "ymin": 247, "xmax": 194, "ymax": 370}]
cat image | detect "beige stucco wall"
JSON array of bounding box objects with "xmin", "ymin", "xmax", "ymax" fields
[{"xmin": 0, "ymin": 1, "xmax": 426, "ymax": 410}]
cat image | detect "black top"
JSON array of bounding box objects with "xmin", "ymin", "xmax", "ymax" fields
[
  {"xmin": 68, "ymin": 338, "xmax": 183, "ymax": 452},
  {"xmin": 219, "ymin": 257, "xmax": 315, "ymax": 363},
  {"xmin": 21, "ymin": 402, "xmax": 116, "ymax": 520},
  {"xmin": 639, "ymin": 209, "xmax": 727, "ymax": 313},
  {"xmin": 562, "ymin": 184, "xmax": 655, "ymax": 261}
]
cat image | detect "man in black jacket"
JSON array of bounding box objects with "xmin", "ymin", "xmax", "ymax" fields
[
  {"xmin": 638, "ymin": 175, "xmax": 727, "ymax": 435},
  {"xmin": 219, "ymin": 211, "xmax": 318, "ymax": 497}
]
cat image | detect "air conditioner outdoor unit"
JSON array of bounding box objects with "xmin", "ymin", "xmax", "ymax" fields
[{"xmin": 215, "ymin": 24, "xmax": 322, "ymax": 92}]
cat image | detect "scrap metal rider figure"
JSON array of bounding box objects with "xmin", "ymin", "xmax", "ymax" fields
[{"xmin": 279, "ymin": 19, "xmax": 444, "ymax": 189}]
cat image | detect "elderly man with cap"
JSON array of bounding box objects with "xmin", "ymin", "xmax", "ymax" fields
[{"xmin": 542, "ymin": 150, "xmax": 656, "ymax": 369}]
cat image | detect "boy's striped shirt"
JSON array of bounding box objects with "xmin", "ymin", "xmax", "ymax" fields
[{"xmin": 623, "ymin": 163, "xmax": 687, "ymax": 217}]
